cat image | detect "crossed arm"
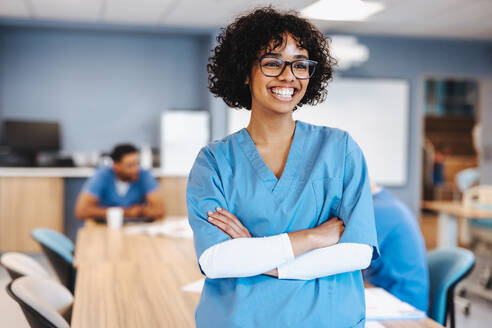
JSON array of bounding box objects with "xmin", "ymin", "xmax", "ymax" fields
[
  {"xmin": 199, "ymin": 207, "xmax": 372, "ymax": 280},
  {"xmin": 75, "ymin": 190, "xmax": 165, "ymax": 220}
]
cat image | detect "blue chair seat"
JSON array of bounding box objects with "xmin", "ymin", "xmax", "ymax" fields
[
  {"xmin": 469, "ymin": 219, "xmax": 492, "ymax": 230},
  {"xmin": 427, "ymin": 248, "xmax": 475, "ymax": 328}
]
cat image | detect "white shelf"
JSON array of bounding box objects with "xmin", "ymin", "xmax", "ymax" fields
[{"xmin": 0, "ymin": 167, "xmax": 185, "ymax": 178}]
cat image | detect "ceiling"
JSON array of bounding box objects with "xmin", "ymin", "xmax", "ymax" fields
[{"xmin": 0, "ymin": 0, "xmax": 491, "ymax": 40}]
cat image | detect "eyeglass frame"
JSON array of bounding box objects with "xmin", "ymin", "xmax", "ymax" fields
[{"xmin": 257, "ymin": 55, "xmax": 318, "ymax": 80}]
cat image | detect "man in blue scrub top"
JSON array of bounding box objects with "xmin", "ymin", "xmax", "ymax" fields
[
  {"xmin": 75, "ymin": 144, "xmax": 164, "ymax": 221},
  {"xmin": 363, "ymin": 184, "xmax": 429, "ymax": 312}
]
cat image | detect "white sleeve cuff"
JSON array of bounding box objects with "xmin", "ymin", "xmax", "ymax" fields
[{"xmin": 199, "ymin": 233, "xmax": 295, "ymax": 279}]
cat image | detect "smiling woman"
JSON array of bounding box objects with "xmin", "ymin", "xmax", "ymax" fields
[
  {"xmin": 207, "ymin": 6, "xmax": 336, "ymax": 111},
  {"xmin": 187, "ymin": 7, "xmax": 379, "ymax": 328}
]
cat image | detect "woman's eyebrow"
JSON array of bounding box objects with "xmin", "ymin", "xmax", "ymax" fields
[{"xmin": 264, "ymin": 52, "xmax": 309, "ymax": 59}]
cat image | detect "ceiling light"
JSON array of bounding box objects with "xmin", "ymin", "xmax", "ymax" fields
[
  {"xmin": 329, "ymin": 35, "xmax": 369, "ymax": 70},
  {"xmin": 302, "ymin": 0, "xmax": 385, "ymax": 21}
]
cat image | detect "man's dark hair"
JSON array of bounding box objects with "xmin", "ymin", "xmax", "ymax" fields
[
  {"xmin": 207, "ymin": 6, "xmax": 337, "ymax": 110},
  {"xmin": 110, "ymin": 144, "xmax": 138, "ymax": 163}
]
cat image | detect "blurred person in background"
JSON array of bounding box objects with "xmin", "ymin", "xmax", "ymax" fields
[
  {"xmin": 75, "ymin": 143, "xmax": 164, "ymax": 221},
  {"xmin": 363, "ymin": 182, "xmax": 429, "ymax": 312}
]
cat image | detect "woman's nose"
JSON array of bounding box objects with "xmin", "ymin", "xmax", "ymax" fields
[{"xmin": 277, "ymin": 63, "xmax": 296, "ymax": 82}]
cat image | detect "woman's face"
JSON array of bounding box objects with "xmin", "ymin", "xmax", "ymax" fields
[{"xmin": 247, "ymin": 33, "xmax": 310, "ymax": 116}]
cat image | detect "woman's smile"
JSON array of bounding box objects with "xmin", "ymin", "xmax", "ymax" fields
[
  {"xmin": 269, "ymin": 86, "xmax": 298, "ymax": 101},
  {"xmin": 248, "ymin": 32, "xmax": 309, "ymax": 115}
]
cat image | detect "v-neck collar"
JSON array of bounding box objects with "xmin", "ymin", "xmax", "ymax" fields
[{"xmin": 237, "ymin": 120, "xmax": 305, "ymax": 199}]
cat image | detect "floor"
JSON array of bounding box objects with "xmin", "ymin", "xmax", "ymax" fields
[{"xmin": 455, "ymin": 278, "xmax": 492, "ymax": 328}]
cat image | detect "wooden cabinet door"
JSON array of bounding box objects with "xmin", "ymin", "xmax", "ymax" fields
[
  {"xmin": 160, "ymin": 177, "xmax": 187, "ymax": 217},
  {"xmin": 0, "ymin": 177, "xmax": 63, "ymax": 252}
]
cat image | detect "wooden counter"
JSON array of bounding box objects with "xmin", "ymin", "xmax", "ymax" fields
[
  {"xmin": 422, "ymin": 200, "xmax": 492, "ymax": 247},
  {"xmin": 0, "ymin": 170, "xmax": 187, "ymax": 252},
  {"xmin": 0, "ymin": 177, "xmax": 63, "ymax": 252},
  {"xmin": 422, "ymin": 200, "xmax": 492, "ymax": 219}
]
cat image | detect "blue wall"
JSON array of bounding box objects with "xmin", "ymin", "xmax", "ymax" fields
[
  {"xmin": 0, "ymin": 26, "xmax": 209, "ymax": 151},
  {"xmin": 335, "ymin": 35, "xmax": 492, "ymax": 214},
  {"xmin": 1, "ymin": 24, "xmax": 492, "ymax": 214}
]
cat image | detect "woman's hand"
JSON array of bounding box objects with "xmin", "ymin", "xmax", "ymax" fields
[
  {"xmin": 310, "ymin": 217, "xmax": 345, "ymax": 248},
  {"xmin": 207, "ymin": 207, "xmax": 252, "ymax": 238}
]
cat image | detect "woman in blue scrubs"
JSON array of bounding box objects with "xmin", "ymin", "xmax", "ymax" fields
[{"xmin": 187, "ymin": 7, "xmax": 379, "ymax": 328}]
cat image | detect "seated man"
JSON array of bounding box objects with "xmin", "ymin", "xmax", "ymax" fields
[
  {"xmin": 75, "ymin": 143, "xmax": 164, "ymax": 221},
  {"xmin": 363, "ymin": 184, "xmax": 429, "ymax": 312}
]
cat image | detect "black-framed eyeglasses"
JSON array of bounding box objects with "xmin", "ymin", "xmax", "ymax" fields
[{"xmin": 258, "ymin": 55, "xmax": 318, "ymax": 80}]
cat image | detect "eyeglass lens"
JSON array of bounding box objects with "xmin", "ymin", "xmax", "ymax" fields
[{"xmin": 260, "ymin": 57, "xmax": 316, "ymax": 79}]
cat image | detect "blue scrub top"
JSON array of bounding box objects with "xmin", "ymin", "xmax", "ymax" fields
[
  {"xmin": 363, "ymin": 189, "xmax": 429, "ymax": 312},
  {"xmin": 83, "ymin": 166, "xmax": 159, "ymax": 208},
  {"xmin": 187, "ymin": 121, "xmax": 379, "ymax": 328}
]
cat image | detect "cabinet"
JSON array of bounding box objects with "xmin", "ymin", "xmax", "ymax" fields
[{"xmin": 0, "ymin": 177, "xmax": 64, "ymax": 252}]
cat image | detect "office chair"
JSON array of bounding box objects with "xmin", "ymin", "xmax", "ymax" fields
[
  {"xmin": 31, "ymin": 228, "xmax": 75, "ymax": 292},
  {"xmin": 0, "ymin": 252, "xmax": 51, "ymax": 280},
  {"xmin": 427, "ymin": 248, "xmax": 475, "ymax": 328},
  {"xmin": 6, "ymin": 276, "xmax": 73, "ymax": 328}
]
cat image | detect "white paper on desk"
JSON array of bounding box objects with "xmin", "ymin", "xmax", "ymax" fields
[
  {"xmin": 182, "ymin": 279, "xmax": 204, "ymax": 293},
  {"xmin": 365, "ymin": 288, "xmax": 426, "ymax": 321},
  {"xmin": 159, "ymin": 218, "xmax": 193, "ymax": 238},
  {"xmin": 124, "ymin": 217, "xmax": 193, "ymax": 238}
]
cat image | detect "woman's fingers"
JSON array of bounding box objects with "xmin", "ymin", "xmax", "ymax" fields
[
  {"xmin": 208, "ymin": 213, "xmax": 241, "ymax": 238},
  {"xmin": 209, "ymin": 211, "xmax": 243, "ymax": 234},
  {"xmin": 216, "ymin": 208, "xmax": 252, "ymax": 237},
  {"xmin": 207, "ymin": 209, "xmax": 251, "ymax": 238},
  {"xmin": 208, "ymin": 211, "xmax": 244, "ymax": 237}
]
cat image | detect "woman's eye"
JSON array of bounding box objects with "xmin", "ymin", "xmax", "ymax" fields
[
  {"xmin": 263, "ymin": 60, "xmax": 282, "ymax": 68},
  {"xmin": 294, "ymin": 62, "xmax": 308, "ymax": 70}
]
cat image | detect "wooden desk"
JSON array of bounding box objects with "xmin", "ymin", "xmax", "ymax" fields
[
  {"xmin": 73, "ymin": 223, "xmax": 195, "ymax": 267},
  {"xmin": 72, "ymin": 222, "xmax": 202, "ymax": 328},
  {"xmin": 72, "ymin": 224, "xmax": 443, "ymax": 328},
  {"xmin": 422, "ymin": 200, "xmax": 492, "ymax": 247}
]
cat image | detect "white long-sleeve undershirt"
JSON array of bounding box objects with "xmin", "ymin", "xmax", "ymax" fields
[
  {"xmin": 277, "ymin": 242, "xmax": 372, "ymax": 280},
  {"xmin": 199, "ymin": 234, "xmax": 372, "ymax": 280},
  {"xmin": 199, "ymin": 234, "xmax": 294, "ymax": 279}
]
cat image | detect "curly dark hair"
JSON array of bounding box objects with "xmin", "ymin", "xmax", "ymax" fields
[{"xmin": 208, "ymin": 7, "xmax": 337, "ymax": 110}]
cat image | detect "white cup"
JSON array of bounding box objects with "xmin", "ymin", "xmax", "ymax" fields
[{"xmin": 107, "ymin": 207, "xmax": 123, "ymax": 229}]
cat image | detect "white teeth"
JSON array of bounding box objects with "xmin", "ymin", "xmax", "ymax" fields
[{"xmin": 271, "ymin": 87, "xmax": 294, "ymax": 97}]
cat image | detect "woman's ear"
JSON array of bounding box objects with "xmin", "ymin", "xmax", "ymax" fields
[{"xmin": 245, "ymin": 75, "xmax": 249, "ymax": 85}]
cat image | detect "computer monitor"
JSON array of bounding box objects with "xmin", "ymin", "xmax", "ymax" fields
[{"xmin": 1, "ymin": 120, "xmax": 61, "ymax": 152}]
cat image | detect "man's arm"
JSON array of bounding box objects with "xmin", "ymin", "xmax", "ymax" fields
[
  {"xmin": 141, "ymin": 190, "xmax": 165, "ymax": 219},
  {"xmin": 74, "ymin": 191, "xmax": 146, "ymax": 220},
  {"xmin": 74, "ymin": 191, "xmax": 108, "ymax": 220}
]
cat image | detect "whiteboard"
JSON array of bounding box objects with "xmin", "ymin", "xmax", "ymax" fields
[
  {"xmin": 161, "ymin": 110, "xmax": 209, "ymax": 176},
  {"xmin": 227, "ymin": 78, "xmax": 409, "ymax": 186}
]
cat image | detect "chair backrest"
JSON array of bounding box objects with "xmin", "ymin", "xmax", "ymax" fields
[
  {"xmin": 31, "ymin": 228, "xmax": 75, "ymax": 291},
  {"xmin": 427, "ymin": 248, "xmax": 475, "ymax": 326},
  {"xmin": 31, "ymin": 229, "xmax": 74, "ymax": 263},
  {"xmin": 0, "ymin": 252, "xmax": 50, "ymax": 280},
  {"xmin": 6, "ymin": 276, "xmax": 73, "ymax": 328}
]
